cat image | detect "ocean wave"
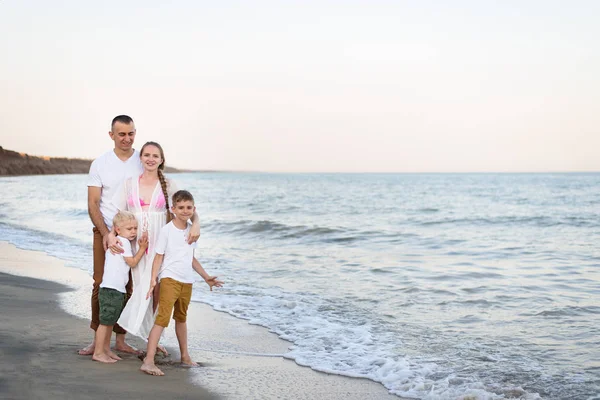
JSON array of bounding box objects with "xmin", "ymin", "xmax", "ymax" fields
[
  {"xmin": 370, "ymin": 267, "xmax": 396, "ymax": 274},
  {"xmin": 62, "ymin": 208, "xmax": 88, "ymax": 217},
  {"xmin": 0, "ymin": 201, "xmax": 9, "ymax": 220},
  {"xmin": 205, "ymin": 219, "xmax": 375, "ymax": 244},
  {"xmin": 0, "ymin": 222, "xmax": 91, "ymax": 271},
  {"xmin": 418, "ymin": 207, "xmax": 440, "ymax": 213},
  {"xmin": 438, "ymin": 299, "xmax": 495, "ymax": 307},
  {"xmin": 204, "ymin": 219, "xmax": 416, "ymax": 246},
  {"xmin": 208, "ymin": 219, "xmax": 345, "ymax": 236},
  {"xmin": 534, "ymin": 306, "xmax": 600, "ymax": 317},
  {"xmin": 418, "ymin": 215, "xmax": 599, "ymax": 228}
]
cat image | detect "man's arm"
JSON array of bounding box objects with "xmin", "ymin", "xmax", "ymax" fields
[
  {"xmin": 88, "ymin": 186, "xmax": 122, "ymax": 252},
  {"xmin": 88, "ymin": 186, "xmax": 109, "ymax": 236}
]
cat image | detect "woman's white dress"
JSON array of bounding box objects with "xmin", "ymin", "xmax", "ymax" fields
[{"xmin": 112, "ymin": 176, "xmax": 177, "ymax": 339}]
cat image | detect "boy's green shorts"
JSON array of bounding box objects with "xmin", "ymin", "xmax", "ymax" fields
[{"xmin": 98, "ymin": 287, "xmax": 126, "ymax": 326}]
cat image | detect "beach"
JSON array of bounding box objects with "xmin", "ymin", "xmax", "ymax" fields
[
  {"xmin": 2, "ymin": 171, "xmax": 598, "ymax": 398},
  {"xmin": 0, "ymin": 241, "xmax": 401, "ymax": 400}
]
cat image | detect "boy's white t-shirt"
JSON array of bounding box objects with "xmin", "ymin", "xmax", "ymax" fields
[
  {"xmin": 100, "ymin": 236, "xmax": 133, "ymax": 293},
  {"xmin": 155, "ymin": 221, "xmax": 197, "ymax": 284},
  {"xmin": 87, "ymin": 149, "xmax": 142, "ymax": 229}
]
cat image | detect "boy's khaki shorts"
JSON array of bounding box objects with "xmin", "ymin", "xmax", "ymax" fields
[{"xmin": 155, "ymin": 277, "xmax": 193, "ymax": 327}]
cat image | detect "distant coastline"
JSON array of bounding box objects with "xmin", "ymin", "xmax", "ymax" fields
[
  {"xmin": 5, "ymin": 147, "xmax": 591, "ymax": 176},
  {"xmin": 0, "ymin": 146, "xmax": 212, "ymax": 177}
]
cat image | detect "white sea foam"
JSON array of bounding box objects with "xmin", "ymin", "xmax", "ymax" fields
[{"xmin": 192, "ymin": 281, "xmax": 542, "ymax": 399}]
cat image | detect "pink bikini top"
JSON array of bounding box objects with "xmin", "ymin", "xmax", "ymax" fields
[
  {"xmin": 126, "ymin": 177, "xmax": 167, "ymax": 209},
  {"xmin": 127, "ymin": 191, "xmax": 166, "ymax": 209}
]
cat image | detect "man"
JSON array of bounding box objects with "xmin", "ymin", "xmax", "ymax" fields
[{"xmin": 78, "ymin": 115, "xmax": 143, "ymax": 355}]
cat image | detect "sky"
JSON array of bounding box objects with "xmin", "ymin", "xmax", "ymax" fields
[{"xmin": 0, "ymin": 0, "xmax": 599, "ymax": 172}]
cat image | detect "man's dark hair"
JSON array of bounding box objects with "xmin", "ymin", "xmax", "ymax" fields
[
  {"xmin": 111, "ymin": 115, "xmax": 134, "ymax": 130},
  {"xmin": 172, "ymin": 190, "xmax": 195, "ymax": 205}
]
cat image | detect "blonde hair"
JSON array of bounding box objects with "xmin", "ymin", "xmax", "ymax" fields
[{"xmin": 113, "ymin": 211, "xmax": 137, "ymax": 229}]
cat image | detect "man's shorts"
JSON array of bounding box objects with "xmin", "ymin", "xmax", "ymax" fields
[
  {"xmin": 155, "ymin": 278, "xmax": 193, "ymax": 328},
  {"xmin": 98, "ymin": 287, "xmax": 126, "ymax": 326}
]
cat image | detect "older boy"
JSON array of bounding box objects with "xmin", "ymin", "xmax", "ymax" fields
[{"xmin": 141, "ymin": 190, "xmax": 223, "ymax": 376}]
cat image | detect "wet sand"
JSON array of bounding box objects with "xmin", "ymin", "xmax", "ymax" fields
[
  {"xmin": 0, "ymin": 242, "xmax": 402, "ymax": 400},
  {"xmin": 0, "ymin": 272, "xmax": 218, "ymax": 400}
]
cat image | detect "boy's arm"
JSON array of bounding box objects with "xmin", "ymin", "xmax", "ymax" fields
[
  {"xmin": 192, "ymin": 257, "xmax": 223, "ymax": 291},
  {"xmin": 146, "ymin": 253, "xmax": 164, "ymax": 300},
  {"xmin": 123, "ymin": 236, "xmax": 148, "ymax": 267}
]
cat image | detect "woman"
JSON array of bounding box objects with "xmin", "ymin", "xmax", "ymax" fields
[{"xmin": 112, "ymin": 141, "xmax": 200, "ymax": 347}]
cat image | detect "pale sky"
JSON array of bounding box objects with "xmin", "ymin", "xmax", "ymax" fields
[{"xmin": 1, "ymin": 0, "xmax": 599, "ymax": 172}]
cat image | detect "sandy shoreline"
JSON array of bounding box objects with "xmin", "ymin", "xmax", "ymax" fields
[
  {"xmin": 0, "ymin": 242, "xmax": 402, "ymax": 399},
  {"xmin": 0, "ymin": 272, "xmax": 218, "ymax": 400}
]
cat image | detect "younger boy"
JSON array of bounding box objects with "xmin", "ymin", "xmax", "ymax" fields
[
  {"xmin": 92, "ymin": 211, "xmax": 148, "ymax": 364},
  {"xmin": 141, "ymin": 190, "xmax": 223, "ymax": 376}
]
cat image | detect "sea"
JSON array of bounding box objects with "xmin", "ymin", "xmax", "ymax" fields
[{"xmin": 1, "ymin": 172, "xmax": 599, "ymax": 400}]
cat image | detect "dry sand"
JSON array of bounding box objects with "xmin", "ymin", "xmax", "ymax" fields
[{"xmin": 0, "ymin": 242, "xmax": 403, "ymax": 400}]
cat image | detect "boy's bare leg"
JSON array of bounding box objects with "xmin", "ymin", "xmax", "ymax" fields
[
  {"xmin": 78, "ymin": 336, "xmax": 96, "ymax": 355},
  {"xmin": 106, "ymin": 332, "xmax": 122, "ymax": 360},
  {"xmin": 151, "ymin": 284, "xmax": 168, "ymax": 356},
  {"xmin": 114, "ymin": 333, "xmax": 140, "ymax": 354},
  {"xmin": 175, "ymin": 321, "xmax": 198, "ymax": 366},
  {"xmin": 92, "ymin": 325, "xmax": 117, "ymax": 363},
  {"xmin": 140, "ymin": 324, "xmax": 165, "ymax": 376}
]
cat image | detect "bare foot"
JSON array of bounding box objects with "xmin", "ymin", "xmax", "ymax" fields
[
  {"xmin": 157, "ymin": 344, "xmax": 169, "ymax": 356},
  {"xmin": 140, "ymin": 360, "xmax": 164, "ymax": 376},
  {"xmin": 78, "ymin": 342, "xmax": 95, "ymax": 356},
  {"xmin": 108, "ymin": 350, "xmax": 122, "ymax": 360},
  {"xmin": 115, "ymin": 342, "xmax": 141, "ymax": 354},
  {"xmin": 181, "ymin": 356, "xmax": 199, "ymax": 367},
  {"xmin": 92, "ymin": 353, "xmax": 117, "ymax": 364}
]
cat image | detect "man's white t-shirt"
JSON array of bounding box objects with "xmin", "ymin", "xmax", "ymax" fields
[
  {"xmin": 100, "ymin": 236, "xmax": 133, "ymax": 293},
  {"xmin": 87, "ymin": 150, "xmax": 143, "ymax": 229},
  {"xmin": 155, "ymin": 221, "xmax": 197, "ymax": 284}
]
